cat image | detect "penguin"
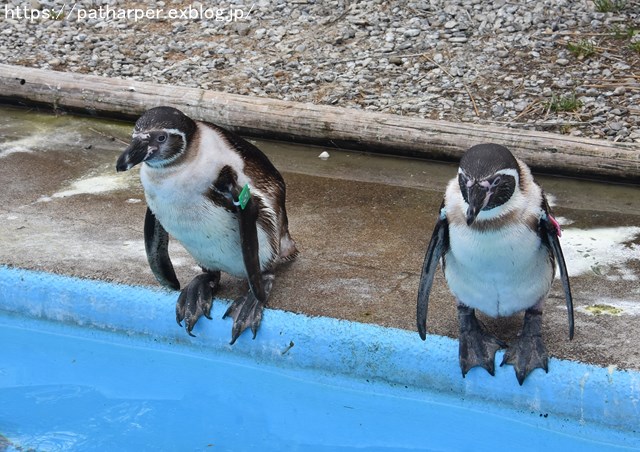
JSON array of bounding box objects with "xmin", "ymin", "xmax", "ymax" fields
[
  {"xmin": 116, "ymin": 106, "xmax": 298, "ymax": 344},
  {"xmin": 416, "ymin": 143, "xmax": 573, "ymax": 385}
]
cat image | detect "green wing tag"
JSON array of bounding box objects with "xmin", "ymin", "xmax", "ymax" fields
[{"xmin": 236, "ymin": 184, "xmax": 251, "ymax": 210}]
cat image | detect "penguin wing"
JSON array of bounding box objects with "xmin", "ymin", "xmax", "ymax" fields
[
  {"xmin": 236, "ymin": 190, "xmax": 266, "ymax": 303},
  {"xmin": 417, "ymin": 205, "xmax": 449, "ymax": 340},
  {"xmin": 210, "ymin": 167, "xmax": 266, "ymax": 303},
  {"xmin": 539, "ymin": 204, "xmax": 574, "ymax": 340},
  {"xmin": 144, "ymin": 207, "xmax": 180, "ymax": 290}
]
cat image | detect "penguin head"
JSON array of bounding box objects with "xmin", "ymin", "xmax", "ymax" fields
[
  {"xmin": 116, "ymin": 107, "xmax": 197, "ymax": 172},
  {"xmin": 457, "ymin": 144, "xmax": 520, "ymax": 225}
]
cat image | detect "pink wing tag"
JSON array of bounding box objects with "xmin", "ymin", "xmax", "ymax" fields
[{"xmin": 548, "ymin": 214, "xmax": 562, "ymax": 237}]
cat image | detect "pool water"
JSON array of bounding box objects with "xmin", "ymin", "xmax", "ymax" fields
[
  {"xmin": 1, "ymin": 316, "xmax": 635, "ymax": 452},
  {"xmin": 1, "ymin": 268, "xmax": 639, "ymax": 451}
]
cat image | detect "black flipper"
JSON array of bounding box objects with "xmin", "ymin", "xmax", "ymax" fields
[
  {"xmin": 210, "ymin": 167, "xmax": 265, "ymax": 303},
  {"xmin": 235, "ymin": 192, "xmax": 266, "ymax": 303},
  {"xmin": 221, "ymin": 187, "xmax": 269, "ymax": 344},
  {"xmin": 417, "ymin": 205, "xmax": 449, "ymax": 340},
  {"xmin": 176, "ymin": 270, "xmax": 221, "ymax": 337},
  {"xmin": 144, "ymin": 207, "xmax": 180, "ymax": 290},
  {"xmin": 210, "ymin": 169, "xmax": 268, "ymax": 344},
  {"xmin": 501, "ymin": 308, "xmax": 549, "ymax": 385},
  {"xmin": 539, "ymin": 203, "xmax": 574, "ymax": 340}
]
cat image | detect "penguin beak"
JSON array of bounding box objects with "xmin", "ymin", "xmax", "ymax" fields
[
  {"xmin": 116, "ymin": 138, "xmax": 153, "ymax": 172},
  {"xmin": 466, "ymin": 183, "xmax": 490, "ymax": 225}
]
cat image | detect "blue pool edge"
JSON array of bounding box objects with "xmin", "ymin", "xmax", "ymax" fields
[{"xmin": 1, "ymin": 265, "xmax": 638, "ymax": 435}]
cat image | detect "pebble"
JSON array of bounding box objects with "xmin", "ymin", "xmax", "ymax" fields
[
  {"xmin": 0, "ymin": 0, "xmax": 636, "ymax": 143},
  {"xmin": 491, "ymin": 104, "xmax": 505, "ymax": 116}
]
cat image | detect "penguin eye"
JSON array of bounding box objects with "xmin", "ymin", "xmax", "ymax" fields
[
  {"xmin": 491, "ymin": 176, "xmax": 502, "ymax": 187},
  {"xmin": 157, "ymin": 134, "xmax": 167, "ymax": 143}
]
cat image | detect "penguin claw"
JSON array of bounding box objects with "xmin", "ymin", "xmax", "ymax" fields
[
  {"xmin": 223, "ymin": 292, "xmax": 264, "ymax": 345},
  {"xmin": 175, "ymin": 272, "xmax": 220, "ymax": 337},
  {"xmin": 459, "ymin": 329, "xmax": 506, "ymax": 377},
  {"xmin": 500, "ymin": 334, "xmax": 548, "ymax": 385}
]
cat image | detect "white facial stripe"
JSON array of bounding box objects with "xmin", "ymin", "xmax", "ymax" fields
[
  {"xmin": 132, "ymin": 132, "xmax": 150, "ymax": 140},
  {"xmin": 495, "ymin": 168, "xmax": 519, "ymax": 181},
  {"xmin": 162, "ymin": 128, "xmax": 185, "ymax": 138}
]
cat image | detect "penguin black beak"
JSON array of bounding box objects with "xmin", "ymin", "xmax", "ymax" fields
[
  {"xmin": 116, "ymin": 138, "xmax": 151, "ymax": 172},
  {"xmin": 466, "ymin": 184, "xmax": 489, "ymax": 225}
]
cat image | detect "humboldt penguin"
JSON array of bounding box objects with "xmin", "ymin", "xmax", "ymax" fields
[
  {"xmin": 416, "ymin": 143, "xmax": 573, "ymax": 385},
  {"xmin": 116, "ymin": 106, "xmax": 298, "ymax": 344}
]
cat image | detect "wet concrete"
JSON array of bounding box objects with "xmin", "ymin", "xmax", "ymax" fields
[{"xmin": 1, "ymin": 105, "xmax": 639, "ymax": 370}]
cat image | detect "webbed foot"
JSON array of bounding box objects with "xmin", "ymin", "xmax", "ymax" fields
[
  {"xmin": 223, "ymin": 273, "xmax": 274, "ymax": 345},
  {"xmin": 458, "ymin": 305, "xmax": 507, "ymax": 377},
  {"xmin": 176, "ymin": 270, "xmax": 221, "ymax": 337},
  {"xmin": 501, "ymin": 308, "xmax": 548, "ymax": 385}
]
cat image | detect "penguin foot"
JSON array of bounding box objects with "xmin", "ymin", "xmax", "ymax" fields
[
  {"xmin": 500, "ymin": 307, "xmax": 548, "ymax": 385},
  {"xmin": 223, "ymin": 274, "xmax": 274, "ymax": 345},
  {"xmin": 459, "ymin": 327, "xmax": 506, "ymax": 377},
  {"xmin": 176, "ymin": 271, "xmax": 221, "ymax": 337},
  {"xmin": 458, "ymin": 305, "xmax": 507, "ymax": 377},
  {"xmin": 500, "ymin": 334, "xmax": 548, "ymax": 385}
]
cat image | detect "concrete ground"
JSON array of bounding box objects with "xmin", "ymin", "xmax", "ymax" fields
[{"xmin": 1, "ymin": 105, "xmax": 639, "ymax": 370}]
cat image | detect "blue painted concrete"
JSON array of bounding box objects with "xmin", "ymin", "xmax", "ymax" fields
[{"xmin": 1, "ymin": 266, "xmax": 639, "ymax": 450}]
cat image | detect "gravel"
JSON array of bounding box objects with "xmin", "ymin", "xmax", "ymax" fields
[{"xmin": 1, "ymin": 0, "xmax": 639, "ymax": 143}]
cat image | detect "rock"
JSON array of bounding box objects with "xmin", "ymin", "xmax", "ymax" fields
[
  {"xmin": 491, "ymin": 104, "xmax": 505, "ymax": 116},
  {"xmin": 514, "ymin": 101, "xmax": 529, "ymax": 112},
  {"xmin": 0, "ymin": 0, "xmax": 634, "ymax": 142}
]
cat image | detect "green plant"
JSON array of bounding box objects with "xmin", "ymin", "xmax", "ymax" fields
[
  {"xmin": 611, "ymin": 25, "xmax": 636, "ymax": 39},
  {"xmin": 567, "ymin": 40, "xmax": 596, "ymax": 58},
  {"xmin": 594, "ymin": 0, "xmax": 627, "ymax": 12},
  {"xmin": 631, "ymin": 41, "xmax": 640, "ymax": 53},
  {"xmin": 546, "ymin": 93, "xmax": 583, "ymax": 113}
]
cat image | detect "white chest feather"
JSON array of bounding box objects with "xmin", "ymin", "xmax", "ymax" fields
[
  {"xmin": 444, "ymin": 224, "xmax": 553, "ymax": 317},
  {"xmin": 442, "ymin": 166, "xmax": 554, "ymax": 317},
  {"xmin": 139, "ymin": 124, "xmax": 275, "ymax": 277}
]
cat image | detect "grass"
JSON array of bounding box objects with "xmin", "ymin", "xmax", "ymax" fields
[
  {"xmin": 611, "ymin": 25, "xmax": 637, "ymax": 39},
  {"xmin": 593, "ymin": 0, "xmax": 627, "ymax": 12},
  {"xmin": 631, "ymin": 41, "xmax": 640, "ymax": 53},
  {"xmin": 567, "ymin": 39, "xmax": 596, "ymax": 58},
  {"xmin": 546, "ymin": 93, "xmax": 583, "ymax": 113}
]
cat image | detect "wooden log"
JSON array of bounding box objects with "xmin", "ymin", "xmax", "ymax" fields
[{"xmin": 0, "ymin": 63, "xmax": 637, "ymax": 181}]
